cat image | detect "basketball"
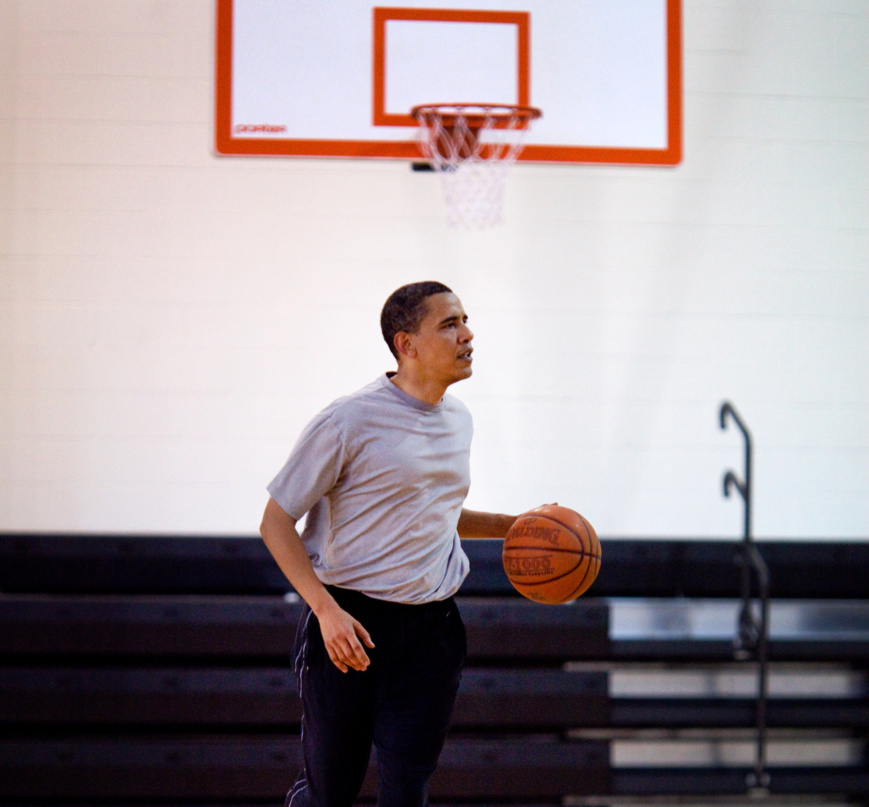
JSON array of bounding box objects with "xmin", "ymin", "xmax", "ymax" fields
[{"xmin": 502, "ymin": 505, "xmax": 601, "ymax": 604}]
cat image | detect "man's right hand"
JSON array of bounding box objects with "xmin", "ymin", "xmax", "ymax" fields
[{"xmin": 315, "ymin": 599, "xmax": 376, "ymax": 673}]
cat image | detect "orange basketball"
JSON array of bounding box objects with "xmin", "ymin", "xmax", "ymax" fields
[{"xmin": 502, "ymin": 505, "xmax": 602, "ymax": 604}]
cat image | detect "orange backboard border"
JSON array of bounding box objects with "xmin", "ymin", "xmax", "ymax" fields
[{"xmin": 214, "ymin": 0, "xmax": 682, "ymax": 165}]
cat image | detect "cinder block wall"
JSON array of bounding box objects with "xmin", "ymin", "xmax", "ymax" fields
[{"xmin": 1, "ymin": 1, "xmax": 866, "ymax": 538}]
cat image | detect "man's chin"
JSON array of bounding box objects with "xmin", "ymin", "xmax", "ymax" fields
[{"xmin": 457, "ymin": 366, "xmax": 473, "ymax": 380}]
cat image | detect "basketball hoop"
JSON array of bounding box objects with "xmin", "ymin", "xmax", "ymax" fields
[{"xmin": 411, "ymin": 104, "xmax": 542, "ymax": 228}]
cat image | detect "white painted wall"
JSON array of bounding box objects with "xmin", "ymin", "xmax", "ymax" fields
[{"xmin": 1, "ymin": 1, "xmax": 866, "ymax": 538}]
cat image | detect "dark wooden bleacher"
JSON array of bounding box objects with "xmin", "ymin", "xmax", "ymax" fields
[{"xmin": 1, "ymin": 535, "xmax": 868, "ymax": 804}]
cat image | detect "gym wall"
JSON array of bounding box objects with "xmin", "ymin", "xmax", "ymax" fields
[{"xmin": 0, "ymin": 1, "xmax": 866, "ymax": 539}]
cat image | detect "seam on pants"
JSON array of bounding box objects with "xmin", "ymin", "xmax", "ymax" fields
[
  {"xmin": 287, "ymin": 607, "xmax": 315, "ymax": 807},
  {"xmin": 286, "ymin": 776, "xmax": 307, "ymax": 807},
  {"xmin": 294, "ymin": 607, "xmax": 314, "ymax": 699}
]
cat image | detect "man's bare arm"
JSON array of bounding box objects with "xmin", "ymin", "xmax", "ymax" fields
[
  {"xmin": 259, "ymin": 498, "xmax": 374, "ymax": 673},
  {"xmin": 457, "ymin": 507, "xmax": 518, "ymax": 539}
]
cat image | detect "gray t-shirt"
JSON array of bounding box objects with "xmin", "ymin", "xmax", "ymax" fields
[{"xmin": 267, "ymin": 373, "xmax": 473, "ymax": 604}]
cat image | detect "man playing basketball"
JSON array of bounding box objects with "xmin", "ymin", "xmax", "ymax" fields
[{"xmin": 260, "ymin": 281, "xmax": 518, "ymax": 807}]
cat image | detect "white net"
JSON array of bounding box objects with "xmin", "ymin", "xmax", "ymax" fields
[{"xmin": 412, "ymin": 104, "xmax": 542, "ymax": 228}]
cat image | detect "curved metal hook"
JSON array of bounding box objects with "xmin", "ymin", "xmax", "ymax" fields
[
  {"xmin": 723, "ymin": 469, "xmax": 747, "ymax": 501},
  {"xmin": 720, "ymin": 400, "xmax": 752, "ymax": 527},
  {"xmin": 719, "ymin": 400, "xmax": 734, "ymax": 430},
  {"xmin": 720, "ymin": 400, "xmax": 751, "ymax": 445}
]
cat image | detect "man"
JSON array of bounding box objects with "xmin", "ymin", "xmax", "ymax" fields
[{"xmin": 260, "ymin": 281, "xmax": 518, "ymax": 807}]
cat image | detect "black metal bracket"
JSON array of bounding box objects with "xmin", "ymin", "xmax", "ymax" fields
[{"xmin": 720, "ymin": 400, "xmax": 771, "ymax": 792}]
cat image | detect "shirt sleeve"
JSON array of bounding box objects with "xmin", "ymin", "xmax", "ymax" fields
[{"xmin": 266, "ymin": 408, "xmax": 346, "ymax": 521}]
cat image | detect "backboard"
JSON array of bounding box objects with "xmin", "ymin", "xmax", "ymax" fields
[{"xmin": 215, "ymin": 0, "xmax": 681, "ymax": 165}]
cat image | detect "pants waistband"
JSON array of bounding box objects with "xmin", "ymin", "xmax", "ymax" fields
[{"xmin": 325, "ymin": 584, "xmax": 455, "ymax": 614}]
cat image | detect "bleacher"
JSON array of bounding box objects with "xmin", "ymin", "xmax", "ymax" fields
[{"xmin": 1, "ymin": 534, "xmax": 868, "ymax": 804}]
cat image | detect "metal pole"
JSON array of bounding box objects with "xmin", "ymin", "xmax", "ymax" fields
[{"xmin": 720, "ymin": 401, "xmax": 770, "ymax": 792}]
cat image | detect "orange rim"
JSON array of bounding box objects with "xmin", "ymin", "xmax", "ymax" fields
[{"xmin": 411, "ymin": 104, "xmax": 542, "ymax": 131}]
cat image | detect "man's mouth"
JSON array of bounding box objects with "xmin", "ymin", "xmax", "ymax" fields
[{"xmin": 458, "ymin": 348, "xmax": 473, "ymax": 361}]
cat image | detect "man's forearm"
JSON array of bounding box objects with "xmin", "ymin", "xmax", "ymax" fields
[
  {"xmin": 259, "ymin": 497, "xmax": 336, "ymax": 616},
  {"xmin": 457, "ymin": 507, "xmax": 517, "ymax": 539}
]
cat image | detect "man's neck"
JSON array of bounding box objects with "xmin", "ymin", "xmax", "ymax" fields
[{"xmin": 389, "ymin": 368, "xmax": 448, "ymax": 405}]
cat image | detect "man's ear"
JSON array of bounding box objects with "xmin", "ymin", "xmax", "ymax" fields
[{"xmin": 393, "ymin": 331, "xmax": 416, "ymax": 360}]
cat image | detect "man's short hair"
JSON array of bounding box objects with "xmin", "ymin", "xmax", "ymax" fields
[{"xmin": 381, "ymin": 281, "xmax": 453, "ymax": 359}]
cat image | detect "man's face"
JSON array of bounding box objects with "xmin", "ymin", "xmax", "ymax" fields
[{"xmin": 408, "ymin": 292, "xmax": 474, "ymax": 386}]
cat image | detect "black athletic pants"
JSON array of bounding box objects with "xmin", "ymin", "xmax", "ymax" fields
[{"xmin": 285, "ymin": 586, "xmax": 467, "ymax": 807}]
